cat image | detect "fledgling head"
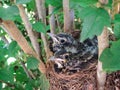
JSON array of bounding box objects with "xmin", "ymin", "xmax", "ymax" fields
[
  {"xmin": 49, "ymin": 52, "xmax": 70, "ymax": 68},
  {"xmin": 48, "ymin": 33, "xmax": 78, "ymax": 54}
]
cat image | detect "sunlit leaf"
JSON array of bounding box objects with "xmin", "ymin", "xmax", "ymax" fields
[
  {"xmin": 32, "ymin": 22, "xmax": 49, "ymax": 34},
  {"xmin": 27, "ymin": 57, "xmax": 39, "ymax": 70},
  {"xmin": 79, "ymin": 7, "xmax": 111, "ymax": 41},
  {"xmin": 0, "ymin": 5, "xmax": 19, "ymax": 20},
  {"xmin": 100, "ymin": 40, "xmax": 120, "ymax": 72}
]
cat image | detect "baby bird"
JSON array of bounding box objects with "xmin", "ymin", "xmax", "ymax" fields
[{"xmin": 48, "ymin": 33, "xmax": 98, "ymax": 71}]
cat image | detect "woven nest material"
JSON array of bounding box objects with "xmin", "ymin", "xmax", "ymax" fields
[
  {"xmin": 46, "ymin": 59, "xmax": 120, "ymax": 90},
  {"xmin": 46, "ymin": 59, "xmax": 97, "ymax": 90}
]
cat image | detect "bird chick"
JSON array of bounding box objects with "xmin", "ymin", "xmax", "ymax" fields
[
  {"xmin": 48, "ymin": 33, "xmax": 98, "ymax": 70},
  {"xmin": 48, "ymin": 33, "xmax": 97, "ymax": 56},
  {"xmin": 48, "ymin": 33, "xmax": 79, "ymax": 55}
]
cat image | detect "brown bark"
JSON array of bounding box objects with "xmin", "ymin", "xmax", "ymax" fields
[
  {"xmin": 55, "ymin": 15, "xmax": 62, "ymax": 32},
  {"xmin": 35, "ymin": 0, "xmax": 52, "ymax": 59},
  {"xmin": 97, "ymin": 28, "xmax": 109, "ymax": 90},
  {"xmin": 69, "ymin": 10, "xmax": 75, "ymax": 31},
  {"xmin": 49, "ymin": 5, "xmax": 55, "ymax": 34},
  {"xmin": 99, "ymin": 0, "xmax": 108, "ymax": 5},
  {"xmin": 63, "ymin": 0, "xmax": 71, "ymax": 33},
  {"xmin": 1, "ymin": 20, "xmax": 46, "ymax": 73},
  {"xmin": 97, "ymin": 1, "xmax": 109, "ymax": 90},
  {"xmin": 17, "ymin": 4, "xmax": 41, "ymax": 59}
]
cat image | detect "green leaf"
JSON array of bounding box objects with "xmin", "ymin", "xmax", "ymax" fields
[
  {"xmin": 100, "ymin": 40, "xmax": 120, "ymax": 72},
  {"xmin": 71, "ymin": 0, "xmax": 98, "ymax": 7},
  {"xmin": 16, "ymin": 0, "xmax": 32, "ymax": 4},
  {"xmin": 0, "ymin": 42, "xmax": 8, "ymax": 61},
  {"xmin": 32, "ymin": 22, "xmax": 49, "ymax": 34},
  {"xmin": 114, "ymin": 14, "xmax": 120, "ymax": 39},
  {"xmin": 25, "ymin": 83, "xmax": 33, "ymax": 90},
  {"xmin": 26, "ymin": 0, "xmax": 36, "ymax": 11},
  {"xmin": 27, "ymin": 57, "xmax": 39, "ymax": 70},
  {"xmin": 39, "ymin": 74, "xmax": 50, "ymax": 90},
  {"xmin": 0, "ymin": 83, "xmax": 2, "ymax": 90},
  {"xmin": 113, "ymin": 14, "xmax": 120, "ymax": 23},
  {"xmin": 14, "ymin": 82, "xmax": 24, "ymax": 90},
  {"xmin": 79, "ymin": 7, "xmax": 111, "ymax": 41},
  {"xmin": 0, "ymin": 5, "xmax": 19, "ymax": 20},
  {"xmin": 46, "ymin": 0, "xmax": 62, "ymax": 7},
  {"xmin": 0, "ymin": 32, "xmax": 6, "ymax": 37},
  {"xmin": 8, "ymin": 41, "xmax": 20, "ymax": 57},
  {"xmin": 104, "ymin": 0, "xmax": 113, "ymax": 9},
  {"xmin": 114, "ymin": 23, "xmax": 120, "ymax": 39},
  {"xmin": 0, "ymin": 69, "xmax": 14, "ymax": 83},
  {"xmin": 15, "ymin": 67, "xmax": 28, "ymax": 82}
]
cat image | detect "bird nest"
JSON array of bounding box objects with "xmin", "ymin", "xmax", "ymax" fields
[
  {"xmin": 46, "ymin": 60, "xmax": 120, "ymax": 90},
  {"xmin": 46, "ymin": 58, "xmax": 97, "ymax": 90}
]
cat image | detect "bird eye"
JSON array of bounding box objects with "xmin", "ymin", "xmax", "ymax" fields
[
  {"xmin": 60, "ymin": 39, "xmax": 65, "ymax": 43},
  {"xmin": 65, "ymin": 55, "xmax": 69, "ymax": 59},
  {"xmin": 61, "ymin": 39, "xmax": 65, "ymax": 43}
]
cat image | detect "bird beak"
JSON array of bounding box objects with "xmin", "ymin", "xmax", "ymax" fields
[
  {"xmin": 49, "ymin": 56, "xmax": 66, "ymax": 68},
  {"xmin": 49, "ymin": 56, "xmax": 66, "ymax": 63},
  {"xmin": 47, "ymin": 33, "xmax": 59, "ymax": 42}
]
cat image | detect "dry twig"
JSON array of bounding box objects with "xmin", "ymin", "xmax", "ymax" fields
[
  {"xmin": 17, "ymin": 4, "xmax": 41, "ymax": 59},
  {"xmin": 49, "ymin": 5, "xmax": 55, "ymax": 33}
]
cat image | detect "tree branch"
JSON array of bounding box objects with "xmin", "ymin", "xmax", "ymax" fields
[
  {"xmin": 1, "ymin": 20, "xmax": 46, "ymax": 73},
  {"xmin": 49, "ymin": 5, "xmax": 55, "ymax": 33},
  {"xmin": 69, "ymin": 10, "xmax": 75, "ymax": 31},
  {"xmin": 20, "ymin": 60, "xmax": 35, "ymax": 79},
  {"xmin": 99, "ymin": 0, "xmax": 108, "ymax": 5},
  {"xmin": 63, "ymin": 0, "xmax": 71, "ymax": 33},
  {"xmin": 97, "ymin": 1, "xmax": 109, "ymax": 89},
  {"xmin": 17, "ymin": 4, "xmax": 41, "ymax": 59},
  {"xmin": 55, "ymin": 15, "xmax": 62, "ymax": 32},
  {"xmin": 35, "ymin": 0, "xmax": 52, "ymax": 59},
  {"xmin": 97, "ymin": 27, "xmax": 109, "ymax": 90}
]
